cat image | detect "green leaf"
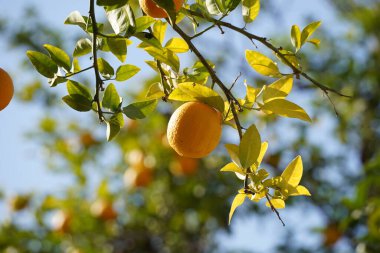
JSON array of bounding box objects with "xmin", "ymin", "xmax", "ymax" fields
[
  {"xmin": 48, "ymin": 75, "xmax": 67, "ymax": 87},
  {"xmin": 275, "ymin": 49, "xmax": 300, "ymax": 68},
  {"xmin": 73, "ymin": 38, "xmax": 92, "ymax": 57},
  {"xmin": 106, "ymin": 5, "xmax": 130, "ymax": 35},
  {"xmin": 26, "ymin": 51, "xmax": 58, "ymax": 78},
  {"xmin": 291, "ymin": 25, "xmax": 301, "ymax": 51},
  {"xmin": 144, "ymin": 47, "xmax": 180, "ymax": 72},
  {"xmin": 220, "ymin": 162, "xmax": 245, "ymax": 174},
  {"xmin": 263, "ymin": 76, "xmax": 293, "ymax": 103},
  {"xmin": 97, "ymin": 0, "xmax": 128, "ymax": 8},
  {"xmin": 106, "ymin": 112, "xmax": 124, "ymax": 141},
  {"xmin": 62, "ymin": 95, "xmax": 92, "ymax": 112},
  {"xmin": 66, "ymin": 80, "xmax": 92, "ymax": 100},
  {"xmin": 165, "ymin": 38, "xmax": 189, "ymax": 53},
  {"xmin": 103, "ymin": 83, "xmax": 122, "ymax": 112},
  {"xmin": 242, "ymin": 0, "xmax": 260, "ymax": 23},
  {"xmin": 135, "ymin": 32, "xmax": 162, "ymax": 49},
  {"xmin": 307, "ymin": 38, "xmax": 321, "ymax": 48},
  {"xmin": 123, "ymin": 99, "xmax": 158, "ymax": 120},
  {"xmin": 239, "ymin": 124, "xmax": 261, "ymax": 169},
  {"xmin": 261, "ymin": 98, "xmax": 312, "ymax": 122},
  {"xmin": 225, "ymin": 0, "xmax": 241, "ymax": 13},
  {"xmin": 301, "ymin": 21, "xmax": 322, "ymax": 46},
  {"xmin": 168, "ymin": 82, "xmax": 225, "ymax": 113},
  {"xmin": 43, "ymin": 44, "xmax": 71, "ymax": 72},
  {"xmin": 206, "ymin": 0, "xmax": 225, "ymax": 15},
  {"xmin": 281, "ymin": 156, "xmax": 303, "ymax": 187},
  {"xmin": 245, "ymin": 50, "xmax": 281, "ymax": 77},
  {"xmin": 116, "ymin": 64, "xmax": 140, "ymax": 81},
  {"xmin": 288, "ymin": 185, "xmax": 311, "ymax": 196},
  {"xmin": 64, "ymin": 11, "xmax": 87, "ymax": 30},
  {"xmin": 225, "ymin": 143, "xmax": 241, "ymax": 167},
  {"xmin": 245, "ymin": 82, "xmax": 262, "ymax": 106},
  {"xmin": 265, "ymin": 198, "xmax": 285, "ymax": 209},
  {"xmin": 135, "ymin": 16, "xmax": 156, "ymax": 33},
  {"xmin": 229, "ymin": 193, "xmax": 246, "ymax": 224},
  {"xmin": 107, "ymin": 38, "xmax": 131, "ymax": 62},
  {"xmin": 146, "ymin": 82, "xmax": 165, "ymax": 99},
  {"xmin": 97, "ymin": 58, "xmax": 114, "ymax": 79},
  {"xmin": 153, "ymin": 20, "xmax": 167, "ymax": 44}
]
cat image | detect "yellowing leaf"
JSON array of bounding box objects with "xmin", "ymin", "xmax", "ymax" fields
[
  {"xmin": 281, "ymin": 156, "xmax": 303, "ymax": 187},
  {"xmin": 242, "ymin": 0, "xmax": 260, "ymax": 23},
  {"xmin": 153, "ymin": 20, "xmax": 167, "ymax": 44},
  {"xmin": 307, "ymin": 38, "xmax": 321, "ymax": 48},
  {"xmin": 250, "ymin": 189, "xmax": 267, "ymax": 202},
  {"xmin": 291, "ymin": 25, "xmax": 301, "ymax": 50},
  {"xmin": 144, "ymin": 46, "xmax": 179, "ymax": 72},
  {"xmin": 239, "ymin": 124, "xmax": 262, "ymax": 169},
  {"xmin": 301, "ymin": 21, "xmax": 322, "ymax": 46},
  {"xmin": 225, "ymin": 144, "xmax": 241, "ymax": 167},
  {"xmin": 265, "ymin": 198, "xmax": 285, "ymax": 209},
  {"xmin": 289, "ymin": 185, "xmax": 311, "ymax": 196},
  {"xmin": 261, "ymin": 98, "xmax": 312, "ymax": 122},
  {"xmin": 252, "ymin": 142, "xmax": 268, "ymax": 171},
  {"xmin": 165, "ymin": 38, "xmax": 189, "ymax": 53},
  {"xmin": 263, "ymin": 76, "xmax": 293, "ymax": 103},
  {"xmin": 245, "ymin": 50, "xmax": 281, "ymax": 77},
  {"xmin": 229, "ymin": 193, "xmax": 246, "ymax": 224},
  {"xmin": 245, "ymin": 81, "xmax": 262, "ymax": 106},
  {"xmin": 220, "ymin": 162, "xmax": 245, "ymax": 175},
  {"xmin": 169, "ymin": 82, "xmax": 225, "ymax": 113}
]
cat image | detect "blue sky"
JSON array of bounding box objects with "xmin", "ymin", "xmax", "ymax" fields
[{"xmin": 0, "ymin": 0, "xmax": 344, "ymax": 252}]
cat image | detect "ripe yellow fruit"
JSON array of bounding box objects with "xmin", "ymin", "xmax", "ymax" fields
[
  {"xmin": 167, "ymin": 101, "xmax": 222, "ymax": 158},
  {"xmin": 0, "ymin": 68, "xmax": 14, "ymax": 111},
  {"xmin": 139, "ymin": 0, "xmax": 184, "ymax": 18}
]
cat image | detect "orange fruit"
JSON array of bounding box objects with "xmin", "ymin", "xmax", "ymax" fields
[
  {"xmin": 323, "ymin": 223, "xmax": 342, "ymax": 246},
  {"xmin": 90, "ymin": 199, "xmax": 117, "ymax": 221},
  {"xmin": 51, "ymin": 210, "xmax": 71, "ymax": 233},
  {"xmin": 139, "ymin": 0, "xmax": 184, "ymax": 18},
  {"xmin": 80, "ymin": 132, "xmax": 97, "ymax": 148},
  {"xmin": 0, "ymin": 68, "xmax": 14, "ymax": 111},
  {"xmin": 123, "ymin": 168, "xmax": 153, "ymax": 188},
  {"xmin": 170, "ymin": 156, "xmax": 199, "ymax": 176},
  {"xmin": 167, "ymin": 101, "xmax": 222, "ymax": 158}
]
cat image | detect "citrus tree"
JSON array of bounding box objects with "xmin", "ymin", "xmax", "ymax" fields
[{"xmin": 0, "ymin": 0, "xmax": 351, "ymax": 252}]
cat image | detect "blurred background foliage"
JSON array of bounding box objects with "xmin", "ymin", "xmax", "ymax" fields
[{"xmin": 1, "ymin": 0, "xmax": 380, "ymax": 252}]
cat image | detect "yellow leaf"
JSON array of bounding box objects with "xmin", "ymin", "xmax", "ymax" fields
[
  {"xmin": 252, "ymin": 142, "xmax": 268, "ymax": 171},
  {"xmin": 281, "ymin": 156, "xmax": 303, "ymax": 187},
  {"xmin": 245, "ymin": 50, "xmax": 281, "ymax": 77},
  {"xmin": 220, "ymin": 162, "xmax": 245, "ymax": 174},
  {"xmin": 291, "ymin": 25, "xmax": 301, "ymax": 50},
  {"xmin": 289, "ymin": 185, "xmax": 311, "ymax": 196},
  {"xmin": 265, "ymin": 198, "xmax": 285, "ymax": 209},
  {"xmin": 229, "ymin": 193, "xmax": 246, "ymax": 224},
  {"xmin": 261, "ymin": 98, "xmax": 312, "ymax": 122},
  {"xmin": 250, "ymin": 189, "xmax": 267, "ymax": 202},
  {"xmin": 263, "ymin": 76, "xmax": 293, "ymax": 103},
  {"xmin": 244, "ymin": 81, "xmax": 262, "ymax": 106},
  {"xmin": 153, "ymin": 20, "xmax": 167, "ymax": 44},
  {"xmin": 225, "ymin": 144, "xmax": 241, "ymax": 167},
  {"xmin": 242, "ymin": 0, "xmax": 260, "ymax": 23},
  {"xmin": 301, "ymin": 21, "xmax": 322, "ymax": 46},
  {"xmin": 165, "ymin": 38, "xmax": 189, "ymax": 53}
]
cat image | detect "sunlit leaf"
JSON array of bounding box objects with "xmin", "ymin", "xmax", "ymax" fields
[
  {"xmin": 220, "ymin": 162, "xmax": 245, "ymax": 174},
  {"xmin": 291, "ymin": 25, "xmax": 301, "ymax": 51},
  {"xmin": 239, "ymin": 124, "xmax": 261, "ymax": 169},
  {"xmin": 97, "ymin": 58, "xmax": 114, "ymax": 79},
  {"xmin": 66, "ymin": 80, "xmax": 92, "ymax": 100},
  {"xmin": 281, "ymin": 155, "xmax": 303, "ymax": 187},
  {"xmin": 103, "ymin": 83, "xmax": 122, "ymax": 112},
  {"xmin": 261, "ymin": 98, "xmax": 312, "ymax": 122},
  {"xmin": 262, "ymin": 76, "xmax": 293, "ymax": 103},
  {"xmin": 62, "ymin": 95, "xmax": 92, "ymax": 112},
  {"xmin": 301, "ymin": 21, "xmax": 322, "ymax": 46},
  {"xmin": 64, "ymin": 11, "xmax": 87, "ymax": 30},
  {"xmin": 153, "ymin": 20, "xmax": 167, "ymax": 44},
  {"xmin": 26, "ymin": 51, "xmax": 58, "ymax": 78},
  {"xmin": 265, "ymin": 198, "xmax": 285, "ymax": 209},
  {"xmin": 205, "ymin": 0, "xmax": 225, "ymax": 15},
  {"xmin": 225, "ymin": 144, "xmax": 241, "ymax": 167},
  {"xmin": 73, "ymin": 38, "xmax": 92, "ymax": 57},
  {"xmin": 307, "ymin": 38, "xmax": 321, "ymax": 48},
  {"xmin": 146, "ymin": 82, "xmax": 165, "ymax": 99},
  {"xmin": 135, "ymin": 16, "xmax": 156, "ymax": 33},
  {"xmin": 229, "ymin": 193, "xmax": 246, "ymax": 224},
  {"xmin": 245, "ymin": 50, "xmax": 281, "ymax": 77},
  {"xmin": 116, "ymin": 64, "xmax": 140, "ymax": 81},
  {"xmin": 242, "ymin": 0, "xmax": 260, "ymax": 23},
  {"xmin": 43, "ymin": 44, "xmax": 71, "ymax": 72},
  {"xmin": 165, "ymin": 38, "xmax": 189, "ymax": 53},
  {"xmin": 144, "ymin": 46, "xmax": 180, "ymax": 72},
  {"xmin": 252, "ymin": 142, "xmax": 268, "ymax": 171},
  {"xmin": 106, "ymin": 5, "xmax": 130, "ymax": 35},
  {"xmin": 107, "ymin": 38, "xmax": 131, "ymax": 62},
  {"xmin": 168, "ymin": 82, "xmax": 224, "ymax": 113},
  {"xmin": 106, "ymin": 112, "xmax": 124, "ymax": 141},
  {"xmin": 289, "ymin": 185, "xmax": 311, "ymax": 196}
]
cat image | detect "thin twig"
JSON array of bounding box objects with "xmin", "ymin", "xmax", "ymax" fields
[
  {"xmin": 89, "ymin": 0, "xmax": 105, "ymax": 122},
  {"xmin": 156, "ymin": 60, "xmax": 170, "ymax": 99},
  {"xmin": 265, "ymin": 194, "xmax": 285, "ymax": 226},
  {"xmin": 64, "ymin": 66, "xmax": 94, "ymax": 78},
  {"xmin": 171, "ymin": 22, "xmax": 243, "ymax": 139},
  {"xmin": 229, "ymin": 72, "xmax": 242, "ymax": 91},
  {"xmin": 190, "ymin": 23, "xmax": 216, "ymax": 40}
]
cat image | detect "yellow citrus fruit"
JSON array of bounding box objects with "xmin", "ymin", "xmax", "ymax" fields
[
  {"xmin": 139, "ymin": 0, "xmax": 184, "ymax": 18},
  {"xmin": 167, "ymin": 101, "xmax": 222, "ymax": 158},
  {"xmin": 0, "ymin": 68, "xmax": 14, "ymax": 111}
]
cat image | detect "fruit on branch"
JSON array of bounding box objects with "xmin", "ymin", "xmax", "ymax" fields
[
  {"xmin": 167, "ymin": 101, "xmax": 222, "ymax": 158},
  {"xmin": 90, "ymin": 199, "xmax": 117, "ymax": 221},
  {"xmin": 139, "ymin": 0, "xmax": 183, "ymax": 18},
  {"xmin": 0, "ymin": 68, "xmax": 14, "ymax": 111}
]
